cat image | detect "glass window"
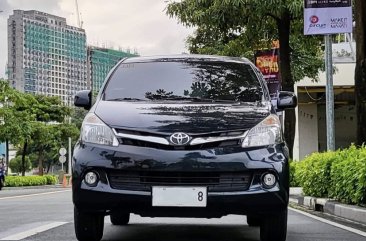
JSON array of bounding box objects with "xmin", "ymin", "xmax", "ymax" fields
[{"xmin": 104, "ymin": 60, "xmax": 264, "ymax": 103}]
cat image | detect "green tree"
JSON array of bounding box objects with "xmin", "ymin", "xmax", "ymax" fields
[
  {"xmin": 26, "ymin": 95, "xmax": 77, "ymax": 176},
  {"xmin": 0, "ymin": 80, "xmax": 35, "ymax": 175},
  {"xmin": 166, "ymin": 0, "xmax": 324, "ymax": 157},
  {"xmin": 9, "ymin": 155, "xmax": 32, "ymax": 174},
  {"xmin": 355, "ymin": 0, "xmax": 366, "ymax": 145},
  {"xmin": 0, "ymin": 80, "xmax": 79, "ymax": 175}
]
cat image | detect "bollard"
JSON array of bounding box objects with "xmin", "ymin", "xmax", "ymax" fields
[{"xmin": 62, "ymin": 175, "xmax": 67, "ymax": 188}]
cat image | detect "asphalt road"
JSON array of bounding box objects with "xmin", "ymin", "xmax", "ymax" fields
[{"xmin": 0, "ymin": 189, "xmax": 365, "ymax": 241}]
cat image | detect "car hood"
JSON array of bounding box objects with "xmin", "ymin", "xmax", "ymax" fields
[{"xmin": 94, "ymin": 101, "xmax": 271, "ymax": 134}]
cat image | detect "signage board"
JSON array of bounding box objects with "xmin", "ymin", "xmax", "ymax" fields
[
  {"xmin": 304, "ymin": 0, "xmax": 353, "ymax": 35},
  {"xmin": 254, "ymin": 45, "xmax": 281, "ymax": 97},
  {"xmin": 59, "ymin": 147, "xmax": 67, "ymax": 156},
  {"xmin": 59, "ymin": 156, "xmax": 66, "ymax": 164}
]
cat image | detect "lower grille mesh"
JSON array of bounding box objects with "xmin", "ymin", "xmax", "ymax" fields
[{"xmin": 108, "ymin": 171, "xmax": 252, "ymax": 192}]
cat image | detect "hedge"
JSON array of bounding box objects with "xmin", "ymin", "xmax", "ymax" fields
[
  {"xmin": 292, "ymin": 145, "xmax": 366, "ymax": 206},
  {"xmin": 5, "ymin": 175, "xmax": 58, "ymax": 187}
]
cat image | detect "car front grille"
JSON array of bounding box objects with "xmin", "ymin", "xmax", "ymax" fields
[
  {"xmin": 114, "ymin": 128, "xmax": 246, "ymax": 150},
  {"xmin": 119, "ymin": 138, "xmax": 241, "ymax": 150},
  {"xmin": 108, "ymin": 171, "xmax": 252, "ymax": 192}
]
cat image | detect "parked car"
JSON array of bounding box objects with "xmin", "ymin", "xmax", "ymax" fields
[{"xmin": 72, "ymin": 55, "xmax": 297, "ymax": 241}]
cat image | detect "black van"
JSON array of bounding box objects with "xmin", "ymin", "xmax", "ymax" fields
[{"xmin": 72, "ymin": 55, "xmax": 297, "ymax": 241}]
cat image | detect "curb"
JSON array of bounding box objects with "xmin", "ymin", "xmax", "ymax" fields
[
  {"xmin": 2, "ymin": 184, "xmax": 67, "ymax": 191},
  {"xmin": 289, "ymin": 188, "xmax": 366, "ymax": 225}
]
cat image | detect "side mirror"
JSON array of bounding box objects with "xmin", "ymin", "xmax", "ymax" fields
[
  {"xmin": 74, "ymin": 90, "xmax": 92, "ymax": 110},
  {"xmin": 277, "ymin": 91, "xmax": 297, "ymax": 110}
]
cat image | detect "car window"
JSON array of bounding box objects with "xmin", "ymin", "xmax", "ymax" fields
[{"xmin": 103, "ymin": 61, "xmax": 264, "ymax": 102}]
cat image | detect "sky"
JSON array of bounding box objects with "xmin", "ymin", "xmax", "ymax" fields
[{"xmin": 0, "ymin": 0, "xmax": 194, "ymax": 78}]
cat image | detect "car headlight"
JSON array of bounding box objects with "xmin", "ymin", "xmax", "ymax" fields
[
  {"xmin": 242, "ymin": 114, "xmax": 282, "ymax": 147},
  {"xmin": 80, "ymin": 113, "xmax": 119, "ymax": 146}
]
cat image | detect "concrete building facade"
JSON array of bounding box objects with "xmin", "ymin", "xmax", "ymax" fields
[{"xmin": 7, "ymin": 10, "xmax": 89, "ymax": 104}]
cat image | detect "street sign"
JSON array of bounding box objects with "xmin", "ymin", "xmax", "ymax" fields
[
  {"xmin": 59, "ymin": 156, "xmax": 66, "ymax": 164},
  {"xmin": 304, "ymin": 0, "xmax": 353, "ymax": 35},
  {"xmin": 59, "ymin": 147, "xmax": 67, "ymax": 156}
]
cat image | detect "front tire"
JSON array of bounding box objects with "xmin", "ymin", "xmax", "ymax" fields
[
  {"xmin": 110, "ymin": 211, "xmax": 130, "ymax": 225},
  {"xmin": 74, "ymin": 207, "xmax": 104, "ymax": 241},
  {"xmin": 260, "ymin": 209, "xmax": 288, "ymax": 241}
]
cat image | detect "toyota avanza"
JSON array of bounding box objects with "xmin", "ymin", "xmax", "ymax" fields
[{"xmin": 72, "ymin": 55, "xmax": 297, "ymax": 241}]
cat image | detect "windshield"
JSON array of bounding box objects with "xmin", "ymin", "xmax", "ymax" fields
[{"xmin": 103, "ymin": 61, "xmax": 264, "ymax": 102}]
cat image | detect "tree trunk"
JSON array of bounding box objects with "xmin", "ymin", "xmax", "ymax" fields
[
  {"xmin": 277, "ymin": 11, "xmax": 295, "ymax": 158},
  {"xmin": 38, "ymin": 151, "xmax": 44, "ymax": 176},
  {"xmin": 46, "ymin": 161, "xmax": 51, "ymax": 174},
  {"xmin": 355, "ymin": 0, "xmax": 366, "ymax": 145},
  {"xmin": 21, "ymin": 141, "xmax": 27, "ymax": 176}
]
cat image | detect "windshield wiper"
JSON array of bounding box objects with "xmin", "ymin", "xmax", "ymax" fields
[
  {"xmin": 164, "ymin": 96, "xmax": 236, "ymax": 103},
  {"xmin": 107, "ymin": 97, "xmax": 144, "ymax": 101}
]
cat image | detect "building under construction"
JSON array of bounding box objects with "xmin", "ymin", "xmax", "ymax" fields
[
  {"xmin": 88, "ymin": 47, "xmax": 138, "ymax": 93},
  {"xmin": 7, "ymin": 10, "xmax": 89, "ymax": 104},
  {"xmin": 7, "ymin": 10, "xmax": 139, "ymax": 103}
]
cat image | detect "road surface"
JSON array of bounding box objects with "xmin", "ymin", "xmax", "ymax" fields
[{"xmin": 0, "ymin": 189, "xmax": 365, "ymax": 241}]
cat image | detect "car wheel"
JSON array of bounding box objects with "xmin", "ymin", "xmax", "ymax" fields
[
  {"xmin": 246, "ymin": 215, "xmax": 261, "ymax": 227},
  {"xmin": 74, "ymin": 207, "xmax": 104, "ymax": 241},
  {"xmin": 260, "ymin": 209, "xmax": 287, "ymax": 241},
  {"xmin": 110, "ymin": 211, "xmax": 130, "ymax": 225}
]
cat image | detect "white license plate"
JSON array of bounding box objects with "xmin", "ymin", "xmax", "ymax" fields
[{"xmin": 152, "ymin": 186, "xmax": 207, "ymax": 207}]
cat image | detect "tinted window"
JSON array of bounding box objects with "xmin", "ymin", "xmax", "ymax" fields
[{"xmin": 104, "ymin": 61, "xmax": 264, "ymax": 102}]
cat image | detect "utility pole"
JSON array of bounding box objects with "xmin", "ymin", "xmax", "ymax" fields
[{"xmin": 325, "ymin": 35, "xmax": 335, "ymax": 151}]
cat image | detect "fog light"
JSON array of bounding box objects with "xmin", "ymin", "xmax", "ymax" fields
[
  {"xmin": 84, "ymin": 172, "xmax": 98, "ymax": 186},
  {"xmin": 262, "ymin": 173, "xmax": 276, "ymax": 188}
]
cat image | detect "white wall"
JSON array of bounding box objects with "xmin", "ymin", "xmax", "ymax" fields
[
  {"xmin": 293, "ymin": 104, "xmax": 318, "ymax": 160},
  {"xmin": 296, "ymin": 63, "xmax": 355, "ymax": 87},
  {"xmin": 317, "ymin": 105, "xmax": 356, "ymax": 152}
]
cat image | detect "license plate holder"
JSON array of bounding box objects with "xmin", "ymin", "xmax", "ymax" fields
[{"xmin": 152, "ymin": 186, "xmax": 207, "ymax": 207}]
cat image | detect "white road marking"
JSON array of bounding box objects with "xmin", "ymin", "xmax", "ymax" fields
[
  {"xmin": 289, "ymin": 207, "xmax": 366, "ymax": 237},
  {"xmin": 0, "ymin": 222, "xmax": 68, "ymax": 240},
  {"xmin": 0, "ymin": 190, "xmax": 71, "ymax": 200}
]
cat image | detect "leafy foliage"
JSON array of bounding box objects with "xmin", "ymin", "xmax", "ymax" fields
[
  {"xmin": 5, "ymin": 175, "xmax": 58, "ymax": 187},
  {"xmin": 329, "ymin": 146, "xmax": 366, "ymax": 205},
  {"xmin": 293, "ymin": 145, "xmax": 366, "ymax": 205},
  {"xmin": 289, "ymin": 160, "xmax": 300, "ymax": 187},
  {"xmin": 295, "ymin": 152, "xmax": 337, "ymax": 197},
  {"xmin": 9, "ymin": 156, "xmax": 32, "ymax": 174}
]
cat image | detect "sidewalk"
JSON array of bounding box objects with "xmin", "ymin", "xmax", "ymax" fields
[{"xmin": 290, "ymin": 187, "xmax": 366, "ymax": 225}]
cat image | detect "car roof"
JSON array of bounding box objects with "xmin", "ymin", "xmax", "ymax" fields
[{"xmin": 122, "ymin": 54, "xmax": 252, "ymax": 64}]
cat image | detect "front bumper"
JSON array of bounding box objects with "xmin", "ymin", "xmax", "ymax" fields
[{"xmin": 72, "ymin": 142, "xmax": 289, "ymax": 217}]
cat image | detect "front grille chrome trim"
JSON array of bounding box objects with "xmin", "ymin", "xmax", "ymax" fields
[
  {"xmin": 190, "ymin": 131, "xmax": 248, "ymax": 145},
  {"xmin": 113, "ymin": 129, "xmax": 248, "ymax": 146},
  {"xmin": 113, "ymin": 129, "xmax": 170, "ymax": 145}
]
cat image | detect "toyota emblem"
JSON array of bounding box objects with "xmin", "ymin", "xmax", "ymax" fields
[{"xmin": 169, "ymin": 132, "xmax": 190, "ymax": 145}]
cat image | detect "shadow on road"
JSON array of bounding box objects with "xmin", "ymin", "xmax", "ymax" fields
[{"xmin": 103, "ymin": 223, "xmax": 259, "ymax": 241}]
